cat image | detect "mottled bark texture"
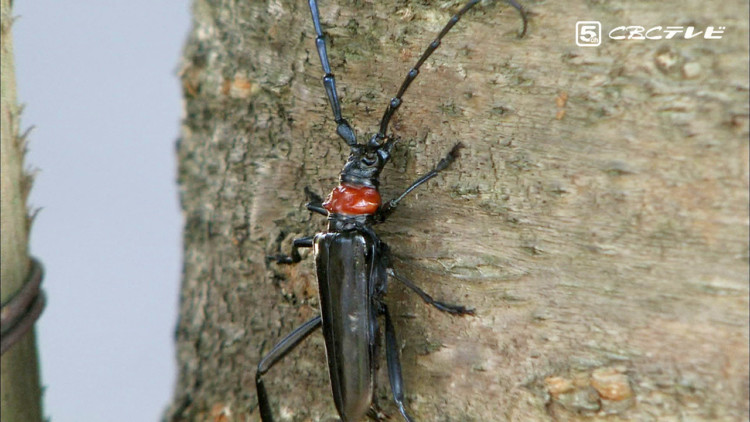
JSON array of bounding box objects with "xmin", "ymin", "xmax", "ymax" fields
[{"xmin": 167, "ymin": 1, "xmax": 748, "ymax": 421}]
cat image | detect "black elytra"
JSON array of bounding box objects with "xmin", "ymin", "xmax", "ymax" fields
[{"xmin": 255, "ymin": 1, "xmax": 527, "ymax": 421}]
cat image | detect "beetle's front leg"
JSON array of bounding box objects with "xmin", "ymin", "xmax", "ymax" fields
[
  {"xmin": 269, "ymin": 236, "xmax": 314, "ymax": 264},
  {"xmin": 304, "ymin": 187, "xmax": 328, "ymax": 216},
  {"xmin": 374, "ymin": 143, "xmax": 463, "ymax": 223}
]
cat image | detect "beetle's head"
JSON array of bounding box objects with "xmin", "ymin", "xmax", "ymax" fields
[{"xmin": 339, "ymin": 135, "xmax": 396, "ymax": 188}]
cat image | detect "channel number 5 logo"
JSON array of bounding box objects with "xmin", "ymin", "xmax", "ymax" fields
[{"xmin": 576, "ymin": 21, "xmax": 602, "ymax": 46}]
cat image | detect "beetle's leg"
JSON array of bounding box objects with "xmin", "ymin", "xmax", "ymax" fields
[
  {"xmin": 375, "ymin": 143, "xmax": 463, "ymax": 223},
  {"xmin": 375, "ymin": 0, "xmax": 527, "ymax": 141},
  {"xmin": 256, "ymin": 316, "xmax": 323, "ymax": 422},
  {"xmin": 367, "ymin": 338, "xmax": 389, "ymax": 422},
  {"xmin": 382, "ymin": 304, "xmax": 415, "ymax": 422},
  {"xmin": 308, "ymin": 0, "xmax": 357, "ymax": 146},
  {"xmin": 306, "ymin": 203, "xmax": 327, "ymax": 216},
  {"xmin": 269, "ymin": 236, "xmax": 314, "ymax": 264},
  {"xmin": 388, "ymin": 268, "xmax": 475, "ymax": 315},
  {"xmin": 304, "ymin": 186, "xmax": 328, "ymax": 216},
  {"xmin": 367, "ymin": 303, "xmax": 388, "ymax": 422},
  {"xmin": 367, "ymin": 401, "xmax": 388, "ymax": 421}
]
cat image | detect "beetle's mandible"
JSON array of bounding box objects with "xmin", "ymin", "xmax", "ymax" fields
[{"xmin": 256, "ymin": 1, "xmax": 528, "ymax": 421}]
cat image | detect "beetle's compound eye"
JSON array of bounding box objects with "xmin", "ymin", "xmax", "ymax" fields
[{"xmin": 367, "ymin": 134, "xmax": 385, "ymax": 151}]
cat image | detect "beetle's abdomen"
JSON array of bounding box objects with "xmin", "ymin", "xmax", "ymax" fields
[
  {"xmin": 314, "ymin": 232, "xmax": 375, "ymax": 422},
  {"xmin": 323, "ymin": 183, "xmax": 381, "ymax": 216}
]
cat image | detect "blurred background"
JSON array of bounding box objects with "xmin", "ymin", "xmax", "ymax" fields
[{"xmin": 13, "ymin": 1, "xmax": 191, "ymax": 420}]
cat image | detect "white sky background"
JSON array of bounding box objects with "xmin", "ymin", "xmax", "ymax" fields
[{"xmin": 14, "ymin": 2, "xmax": 191, "ymax": 420}]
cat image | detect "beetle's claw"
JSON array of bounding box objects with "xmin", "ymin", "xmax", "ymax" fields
[
  {"xmin": 267, "ymin": 254, "xmax": 293, "ymax": 264},
  {"xmin": 367, "ymin": 405, "xmax": 390, "ymax": 421},
  {"xmin": 435, "ymin": 302, "xmax": 475, "ymax": 316}
]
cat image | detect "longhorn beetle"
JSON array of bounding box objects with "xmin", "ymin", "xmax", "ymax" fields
[{"xmin": 256, "ymin": 1, "xmax": 527, "ymax": 421}]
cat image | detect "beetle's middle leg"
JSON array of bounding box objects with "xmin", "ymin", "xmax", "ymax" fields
[
  {"xmin": 270, "ymin": 236, "xmax": 314, "ymax": 264},
  {"xmin": 388, "ymin": 268, "xmax": 474, "ymax": 315}
]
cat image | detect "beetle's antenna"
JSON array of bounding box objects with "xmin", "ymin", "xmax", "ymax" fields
[
  {"xmin": 375, "ymin": 0, "xmax": 527, "ymax": 141},
  {"xmin": 308, "ymin": 0, "xmax": 358, "ymax": 147}
]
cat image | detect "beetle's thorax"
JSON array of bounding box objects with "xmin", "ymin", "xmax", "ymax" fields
[
  {"xmin": 321, "ymin": 140, "xmax": 395, "ymax": 219},
  {"xmin": 323, "ymin": 183, "xmax": 381, "ymax": 217}
]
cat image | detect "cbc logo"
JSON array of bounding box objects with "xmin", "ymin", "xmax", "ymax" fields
[{"xmin": 576, "ymin": 21, "xmax": 601, "ymax": 47}]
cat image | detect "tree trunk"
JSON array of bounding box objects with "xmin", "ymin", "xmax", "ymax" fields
[
  {"xmin": 1, "ymin": 0, "xmax": 45, "ymax": 420},
  {"xmin": 167, "ymin": 0, "xmax": 748, "ymax": 420}
]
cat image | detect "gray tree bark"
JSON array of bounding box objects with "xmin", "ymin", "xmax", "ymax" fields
[{"xmin": 167, "ymin": 1, "xmax": 749, "ymax": 421}]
